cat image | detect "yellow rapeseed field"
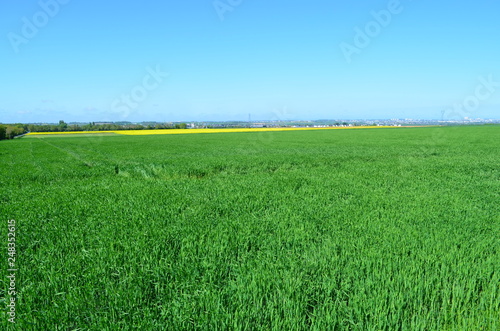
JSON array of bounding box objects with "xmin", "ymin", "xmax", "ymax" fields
[{"xmin": 26, "ymin": 126, "xmax": 400, "ymax": 136}]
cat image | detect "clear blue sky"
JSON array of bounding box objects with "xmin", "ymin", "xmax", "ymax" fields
[{"xmin": 1, "ymin": 0, "xmax": 499, "ymax": 123}]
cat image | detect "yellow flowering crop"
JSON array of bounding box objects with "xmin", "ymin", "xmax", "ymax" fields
[{"xmin": 26, "ymin": 126, "xmax": 400, "ymax": 136}]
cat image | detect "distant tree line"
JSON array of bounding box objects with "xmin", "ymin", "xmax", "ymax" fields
[
  {"xmin": 29, "ymin": 120, "xmax": 188, "ymax": 132},
  {"xmin": 0, "ymin": 121, "xmax": 188, "ymax": 141},
  {"xmin": 0, "ymin": 124, "xmax": 26, "ymax": 141}
]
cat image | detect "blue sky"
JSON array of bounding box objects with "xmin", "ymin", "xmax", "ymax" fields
[{"xmin": 1, "ymin": 0, "xmax": 499, "ymax": 123}]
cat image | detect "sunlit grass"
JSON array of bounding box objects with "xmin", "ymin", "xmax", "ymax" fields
[{"xmin": 1, "ymin": 126, "xmax": 498, "ymax": 330}]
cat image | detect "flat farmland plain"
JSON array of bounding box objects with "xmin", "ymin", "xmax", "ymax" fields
[{"xmin": 1, "ymin": 125, "xmax": 499, "ymax": 330}]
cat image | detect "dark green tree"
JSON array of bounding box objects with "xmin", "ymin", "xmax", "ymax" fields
[{"xmin": 0, "ymin": 125, "xmax": 6, "ymax": 140}]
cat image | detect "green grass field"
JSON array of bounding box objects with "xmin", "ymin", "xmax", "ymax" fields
[{"xmin": 1, "ymin": 126, "xmax": 499, "ymax": 330}]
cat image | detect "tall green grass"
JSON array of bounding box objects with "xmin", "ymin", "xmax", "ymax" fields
[{"xmin": 1, "ymin": 126, "xmax": 499, "ymax": 330}]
